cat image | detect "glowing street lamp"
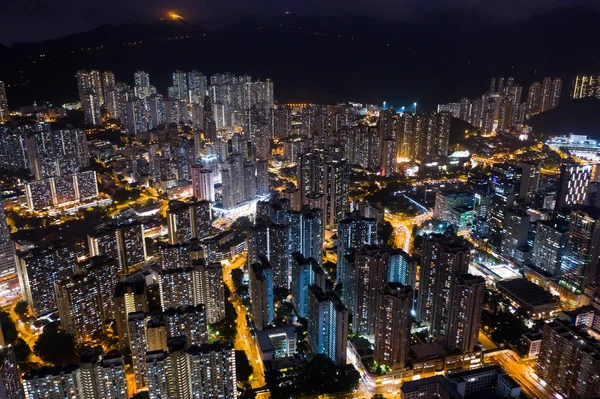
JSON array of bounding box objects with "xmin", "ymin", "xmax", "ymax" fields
[{"xmin": 414, "ymin": 102, "xmax": 417, "ymax": 113}]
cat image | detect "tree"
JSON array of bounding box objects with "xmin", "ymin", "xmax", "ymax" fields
[
  {"xmin": 231, "ymin": 268, "xmax": 245, "ymax": 290},
  {"xmin": 33, "ymin": 323, "xmax": 77, "ymax": 365},
  {"xmin": 273, "ymin": 287, "xmax": 290, "ymax": 303},
  {"xmin": 378, "ymin": 221, "xmax": 394, "ymax": 244},
  {"xmin": 235, "ymin": 350, "xmax": 254, "ymax": 382},
  {"xmin": 0, "ymin": 311, "xmax": 17, "ymax": 343},
  {"xmin": 13, "ymin": 338, "xmax": 31, "ymax": 363},
  {"xmin": 14, "ymin": 300, "xmax": 29, "ymax": 318},
  {"xmin": 296, "ymin": 354, "xmax": 360, "ymax": 396}
]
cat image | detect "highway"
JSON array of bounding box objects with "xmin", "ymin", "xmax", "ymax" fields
[{"xmin": 221, "ymin": 254, "xmax": 269, "ymax": 397}]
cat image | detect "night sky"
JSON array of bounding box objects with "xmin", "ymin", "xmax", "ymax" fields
[{"xmin": 0, "ymin": 0, "xmax": 594, "ymax": 45}]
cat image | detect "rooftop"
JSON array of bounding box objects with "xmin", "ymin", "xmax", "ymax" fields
[
  {"xmin": 400, "ymin": 375, "xmax": 462, "ymax": 398},
  {"xmin": 496, "ymin": 278, "xmax": 559, "ymax": 307}
]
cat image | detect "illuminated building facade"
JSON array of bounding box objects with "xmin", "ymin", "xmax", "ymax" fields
[
  {"xmin": 249, "ymin": 259, "xmax": 275, "ymax": 330},
  {"xmin": 0, "ymin": 81, "xmax": 9, "ymax": 124},
  {"xmin": 0, "ymin": 346, "xmax": 24, "ymax": 399},
  {"xmin": 531, "ymin": 219, "xmax": 568, "ymax": 277},
  {"xmin": 192, "ymin": 260, "xmax": 226, "ymax": 324},
  {"xmin": 247, "ymin": 222, "xmax": 287, "ymax": 287},
  {"xmin": 337, "ymin": 211, "xmax": 377, "ymax": 305},
  {"xmin": 16, "ymin": 244, "xmax": 76, "ymax": 316},
  {"xmin": 163, "ymin": 305, "xmax": 208, "ymax": 347},
  {"xmin": 191, "ymin": 166, "xmax": 215, "ymax": 202},
  {"xmin": 417, "ymin": 233, "xmax": 473, "ymax": 350},
  {"xmin": 128, "ymin": 311, "xmax": 149, "ymax": 389},
  {"xmin": 146, "ymin": 342, "xmax": 236, "ymax": 399},
  {"xmin": 113, "ymin": 280, "xmax": 148, "ymax": 348},
  {"xmin": 446, "ymin": 274, "xmax": 485, "ymax": 353},
  {"xmin": 54, "ymin": 274, "xmax": 103, "ymax": 344},
  {"xmin": 166, "ymin": 200, "xmax": 212, "ymax": 244},
  {"xmin": 76, "ymin": 70, "xmax": 103, "ymax": 125},
  {"xmin": 307, "ymin": 285, "xmax": 349, "ymax": 365},
  {"xmin": 555, "ymin": 163, "xmax": 592, "ymax": 210},
  {"xmin": 537, "ymin": 319, "xmax": 600, "ymax": 398},
  {"xmin": 374, "ymin": 282, "xmax": 413, "ymax": 370},
  {"xmin": 88, "ymin": 221, "xmax": 146, "ymax": 274},
  {"xmin": 560, "ymin": 206, "xmax": 600, "ymax": 292}
]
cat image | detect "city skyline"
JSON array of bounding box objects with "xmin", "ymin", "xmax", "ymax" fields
[{"xmin": 1, "ymin": 9, "xmax": 600, "ymax": 395}]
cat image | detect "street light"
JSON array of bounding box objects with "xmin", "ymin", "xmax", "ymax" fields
[{"xmin": 414, "ymin": 102, "xmax": 417, "ymax": 114}]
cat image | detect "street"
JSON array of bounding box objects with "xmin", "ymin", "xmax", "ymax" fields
[
  {"xmin": 385, "ymin": 210, "xmax": 432, "ymax": 253},
  {"xmin": 485, "ymin": 351, "xmax": 555, "ymax": 399},
  {"xmin": 3, "ymin": 302, "xmax": 45, "ymax": 365},
  {"xmin": 221, "ymin": 254, "xmax": 269, "ymax": 395}
]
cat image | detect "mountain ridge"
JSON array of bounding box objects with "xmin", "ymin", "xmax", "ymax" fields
[{"xmin": 1, "ymin": 7, "xmax": 600, "ymax": 108}]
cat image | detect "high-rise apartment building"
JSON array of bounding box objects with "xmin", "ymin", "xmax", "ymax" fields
[
  {"xmin": 203, "ymin": 96, "xmax": 217, "ymax": 143},
  {"xmin": 158, "ymin": 268, "xmax": 196, "ymax": 310},
  {"xmin": 16, "ymin": 243, "xmax": 76, "ymax": 316},
  {"xmin": 77, "ymin": 348, "xmax": 128, "ymax": 399},
  {"xmin": 75, "ymin": 255, "xmax": 119, "ymax": 321},
  {"xmin": 23, "ymin": 365, "xmax": 79, "ymax": 398},
  {"xmin": 394, "ymin": 112, "xmax": 451, "ymax": 160},
  {"xmin": 0, "ymin": 195, "xmax": 15, "ymax": 280},
  {"xmin": 373, "ymin": 282, "xmax": 413, "ymax": 370},
  {"xmin": 169, "ymin": 70, "xmax": 189, "ymax": 101},
  {"xmin": 113, "ymin": 280, "xmax": 148, "ymax": 348},
  {"xmin": 353, "ymin": 246, "xmax": 392, "ymax": 336},
  {"xmin": 163, "ymin": 305, "xmax": 208, "ymax": 347},
  {"xmin": 531, "ymin": 219, "xmax": 569, "ymax": 277},
  {"xmin": 500, "ymin": 209, "xmax": 530, "ymax": 260},
  {"xmin": 488, "ymin": 162, "xmax": 538, "ymax": 247},
  {"xmin": 134, "ymin": 71, "xmax": 152, "ymax": 99},
  {"xmin": 146, "ymin": 317, "xmax": 168, "ymax": 352},
  {"xmin": 191, "ymin": 260, "xmax": 226, "ymax": 324},
  {"xmin": 247, "ymin": 222, "xmax": 287, "ymax": 287},
  {"xmin": 337, "ymin": 211, "xmax": 377, "ymax": 299},
  {"xmin": 88, "ymin": 221, "xmax": 147, "ymax": 273},
  {"xmin": 537, "ymin": 319, "xmax": 600, "ymax": 398},
  {"xmin": 555, "ymin": 163, "xmax": 592, "ymax": 210},
  {"xmin": 249, "ymin": 259, "xmax": 275, "ymax": 330},
  {"xmin": 446, "ymin": 274, "xmax": 485, "ymax": 353},
  {"xmin": 417, "ymin": 233, "xmax": 474, "ymax": 350},
  {"xmin": 560, "ymin": 206, "xmax": 600, "ymax": 292},
  {"xmin": 188, "ymin": 71, "xmax": 207, "ymax": 104},
  {"xmin": 290, "ymin": 253, "xmax": 323, "ymax": 317},
  {"xmin": 324, "ymin": 159, "xmax": 351, "ymax": 229},
  {"xmin": 146, "ymin": 342, "xmax": 236, "ymax": 399},
  {"xmin": 102, "ymin": 71, "xmax": 119, "ymax": 119},
  {"xmin": 285, "ymin": 207, "xmax": 323, "ymax": 275},
  {"xmin": 166, "ymin": 200, "xmax": 212, "ymax": 244},
  {"xmin": 128, "ymin": 311, "xmax": 149, "ymax": 389},
  {"xmin": 307, "ymin": 285, "xmax": 349, "ymax": 365},
  {"xmin": 76, "ymin": 70, "xmax": 103, "ymax": 126},
  {"xmin": 387, "ymin": 248, "xmax": 418, "ymax": 287},
  {"xmin": 191, "ymin": 166, "xmax": 215, "ymax": 202},
  {"xmin": 159, "ymin": 244, "xmax": 192, "ymax": 270},
  {"xmin": 571, "ymin": 74, "xmax": 600, "ymax": 99},
  {"xmin": 54, "ymin": 274, "xmax": 103, "ymax": 344},
  {"xmin": 0, "ymin": 81, "xmax": 9, "ymax": 124},
  {"xmin": 0, "ymin": 346, "xmax": 24, "ymax": 399},
  {"xmin": 257, "ymin": 159, "xmax": 269, "ymax": 195}
]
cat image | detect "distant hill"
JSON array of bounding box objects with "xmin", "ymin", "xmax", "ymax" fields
[
  {"xmin": 11, "ymin": 19, "xmax": 208, "ymax": 54},
  {"xmin": 528, "ymin": 98, "xmax": 600, "ymax": 138},
  {"xmin": 2, "ymin": 6, "xmax": 600, "ymax": 108}
]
